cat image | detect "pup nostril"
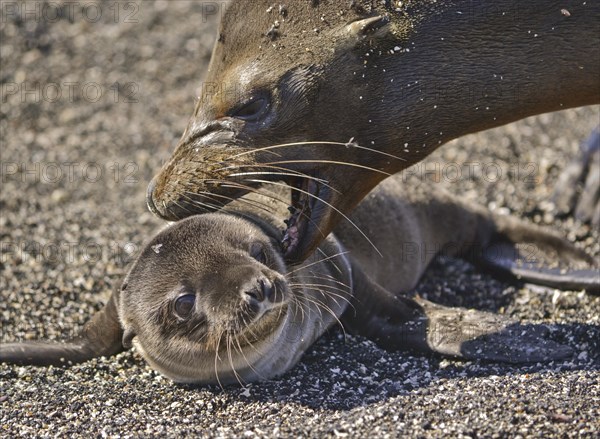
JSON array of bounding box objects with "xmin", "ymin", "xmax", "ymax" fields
[
  {"xmin": 244, "ymin": 278, "xmax": 281, "ymax": 304},
  {"xmin": 244, "ymin": 286, "xmax": 264, "ymax": 304},
  {"xmin": 260, "ymin": 279, "xmax": 278, "ymax": 303}
]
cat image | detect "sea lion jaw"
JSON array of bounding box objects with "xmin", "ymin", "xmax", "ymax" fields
[
  {"xmin": 132, "ymin": 297, "xmax": 324, "ymax": 386},
  {"xmin": 131, "ymin": 306, "xmax": 294, "ymax": 385}
]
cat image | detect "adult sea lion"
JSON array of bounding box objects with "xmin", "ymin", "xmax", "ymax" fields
[
  {"xmin": 2, "ymin": 177, "xmax": 597, "ymax": 385},
  {"xmin": 146, "ymin": 0, "xmax": 600, "ymax": 263}
]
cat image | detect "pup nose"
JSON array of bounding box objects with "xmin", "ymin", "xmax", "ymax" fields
[{"xmin": 244, "ymin": 278, "xmax": 281, "ymax": 304}]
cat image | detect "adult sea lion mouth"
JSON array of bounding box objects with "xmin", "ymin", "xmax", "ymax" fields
[
  {"xmin": 147, "ymin": 168, "xmax": 331, "ymax": 263},
  {"xmin": 281, "ymin": 177, "xmax": 329, "ymax": 263}
]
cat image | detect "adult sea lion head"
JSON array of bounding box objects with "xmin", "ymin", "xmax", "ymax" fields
[
  {"xmin": 147, "ymin": 1, "xmax": 408, "ymax": 263},
  {"xmin": 147, "ymin": 0, "xmax": 600, "ymax": 263}
]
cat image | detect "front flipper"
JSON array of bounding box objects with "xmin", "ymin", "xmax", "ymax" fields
[
  {"xmin": 0, "ymin": 293, "xmax": 124, "ymax": 366},
  {"xmin": 414, "ymin": 297, "xmax": 573, "ymax": 363},
  {"xmin": 342, "ymin": 265, "xmax": 573, "ymax": 363}
]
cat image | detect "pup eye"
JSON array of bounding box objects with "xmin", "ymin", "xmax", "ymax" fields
[
  {"xmin": 250, "ymin": 242, "xmax": 267, "ymax": 264},
  {"xmin": 231, "ymin": 96, "xmax": 269, "ymax": 121},
  {"xmin": 174, "ymin": 294, "xmax": 196, "ymax": 319}
]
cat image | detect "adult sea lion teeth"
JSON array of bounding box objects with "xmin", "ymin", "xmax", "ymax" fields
[{"xmin": 282, "ymin": 177, "xmax": 321, "ymax": 258}]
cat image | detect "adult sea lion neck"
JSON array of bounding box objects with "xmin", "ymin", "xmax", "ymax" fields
[
  {"xmin": 148, "ymin": 0, "xmax": 600, "ymax": 263},
  {"xmin": 368, "ymin": 0, "xmax": 599, "ymax": 154}
]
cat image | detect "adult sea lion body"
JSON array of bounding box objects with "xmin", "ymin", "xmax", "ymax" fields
[
  {"xmin": 147, "ymin": 0, "xmax": 600, "ymax": 263},
  {"xmin": 2, "ymin": 177, "xmax": 597, "ymax": 384}
]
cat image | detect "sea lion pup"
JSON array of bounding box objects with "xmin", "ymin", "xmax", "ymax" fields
[
  {"xmin": 1, "ymin": 179, "xmax": 597, "ymax": 385},
  {"xmin": 146, "ymin": 0, "xmax": 600, "ymax": 263}
]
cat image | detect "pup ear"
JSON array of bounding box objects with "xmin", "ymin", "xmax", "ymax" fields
[
  {"xmin": 345, "ymin": 15, "xmax": 391, "ymax": 40},
  {"xmin": 122, "ymin": 328, "xmax": 136, "ymax": 349}
]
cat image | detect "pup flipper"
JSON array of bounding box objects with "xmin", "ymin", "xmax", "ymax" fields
[
  {"xmin": 479, "ymin": 240, "xmax": 599, "ymax": 293},
  {"xmin": 414, "ymin": 297, "xmax": 573, "ymax": 363},
  {"xmin": 0, "ymin": 293, "xmax": 123, "ymax": 366},
  {"xmin": 343, "ymin": 266, "xmax": 573, "ymax": 363}
]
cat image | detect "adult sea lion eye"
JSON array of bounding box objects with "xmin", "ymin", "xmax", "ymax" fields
[
  {"xmin": 231, "ymin": 96, "xmax": 269, "ymax": 121},
  {"xmin": 174, "ymin": 294, "xmax": 196, "ymax": 319}
]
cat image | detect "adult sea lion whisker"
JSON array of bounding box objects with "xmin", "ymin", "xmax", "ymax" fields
[
  {"xmin": 188, "ymin": 189, "xmax": 275, "ymax": 215},
  {"xmin": 204, "ymin": 179, "xmax": 289, "ymax": 205},
  {"xmin": 173, "ymin": 200, "xmax": 195, "ymax": 216},
  {"xmin": 220, "ymin": 163, "xmax": 329, "ymax": 183},
  {"xmin": 225, "ymin": 170, "xmax": 340, "ymax": 194},
  {"xmin": 316, "ymin": 248, "xmax": 347, "ymax": 276},
  {"xmin": 285, "ymin": 251, "xmax": 352, "ymax": 277},
  {"xmin": 245, "ymin": 179, "xmax": 383, "ymax": 258},
  {"xmin": 161, "ymin": 199, "xmax": 175, "ymax": 221},
  {"xmin": 181, "ymin": 192, "xmax": 224, "ymax": 211},
  {"xmin": 260, "ymin": 160, "xmax": 391, "ymax": 177},
  {"xmin": 228, "ymin": 140, "xmax": 407, "ymax": 162}
]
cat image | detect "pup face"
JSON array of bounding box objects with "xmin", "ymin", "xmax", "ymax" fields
[{"xmin": 119, "ymin": 213, "xmax": 297, "ymax": 384}]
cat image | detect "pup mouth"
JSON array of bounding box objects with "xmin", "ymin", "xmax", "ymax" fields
[{"xmin": 282, "ymin": 177, "xmax": 326, "ymax": 263}]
